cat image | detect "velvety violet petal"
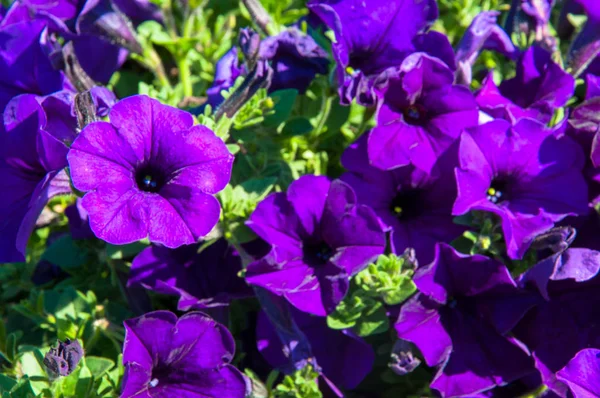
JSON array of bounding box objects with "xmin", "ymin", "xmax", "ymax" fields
[
  {"xmin": 82, "ymin": 189, "xmax": 148, "ymax": 244},
  {"xmin": 257, "ymin": 308, "xmax": 375, "ymax": 390},
  {"xmin": 520, "ymin": 248, "xmax": 600, "ymax": 300},
  {"xmin": 585, "ymin": 74, "xmax": 600, "ymax": 99},
  {"xmin": 499, "ymin": 46, "xmax": 575, "ymax": 119},
  {"xmin": 246, "ymin": 254, "xmax": 314, "ymax": 295},
  {"xmin": 123, "ymin": 311, "xmax": 176, "ymax": 367},
  {"xmin": 414, "ymin": 243, "xmax": 517, "ymax": 302},
  {"xmin": 430, "ymin": 310, "xmax": 534, "ymax": 397},
  {"xmin": 412, "ymin": 31, "xmax": 457, "ymax": 71},
  {"xmin": 121, "ymin": 363, "xmax": 152, "ymax": 398},
  {"xmin": 247, "ymin": 193, "xmax": 303, "ymax": 249},
  {"xmin": 112, "ymin": 0, "xmax": 163, "ymax": 25},
  {"xmin": 72, "ymin": 36, "xmax": 127, "ymax": 84},
  {"xmin": 166, "ymin": 312, "xmax": 235, "ymax": 369},
  {"xmin": 204, "ymin": 47, "xmax": 242, "ymax": 110},
  {"xmin": 150, "ymin": 365, "xmax": 247, "ymax": 398},
  {"xmin": 308, "ymin": 0, "xmax": 438, "ymax": 76},
  {"xmin": 65, "ymin": 199, "xmax": 94, "ymax": 240},
  {"xmin": 157, "ymin": 125, "xmax": 234, "ymax": 192},
  {"xmin": 395, "ymin": 294, "xmax": 452, "ymax": 367},
  {"xmin": 39, "ymin": 90, "xmax": 78, "ymax": 145},
  {"xmin": 392, "ymin": 53, "xmax": 454, "ymax": 98},
  {"xmin": 556, "ymin": 349, "xmax": 600, "ymax": 398},
  {"xmin": 108, "ymin": 95, "xmax": 194, "ymax": 163},
  {"xmin": 67, "ymin": 121, "xmax": 137, "ymax": 191},
  {"xmin": 367, "ymin": 115, "xmax": 419, "ymax": 171},
  {"xmin": 321, "ymin": 180, "xmax": 385, "ymax": 275},
  {"xmin": 286, "ymin": 175, "xmax": 330, "ymax": 238},
  {"xmin": 259, "ymin": 28, "xmax": 329, "ymax": 93},
  {"xmin": 75, "ymin": 0, "xmax": 142, "ymax": 54}
]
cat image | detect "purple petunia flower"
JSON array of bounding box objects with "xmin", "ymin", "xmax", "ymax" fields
[
  {"xmin": 7, "ymin": 0, "xmax": 145, "ymax": 84},
  {"xmin": 308, "ymin": 0, "xmax": 455, "ymax": 105},
  {"xmin": 513, "ymin": 248, "xmax": 600, "ymax": 397},
  {"xmin": 556, "ymin": 348, "xmax": 600, "ymax": 398},
  {"xmin": 395, "ymin": 243, "xmax": 535, "ymax": 397},
  {"xmin": 203, "ymin": 47, "xmax": 243, "ymax": 111},
  {"xmin": 455, "ymin": 11, "xmax": 518, "ymax": 85},
  {"xmin": 452, "ymin": 118, "xmax": 589, "ymax": 259},
  {"xmin": 256, "ymin": 306, "xmax": 374, "ymax": 395},
  {"xmin": 567, "ymin": 0, "xmax": 600, "ymax": 77},
  {"xmin": 68, "ymin": 95, "xmax": 233, "ymax": 248},
  {"xmin": 128, "ymin": 238, "xmax": 254, "ymax": 311},
  {"xmin": 367, "ymin": 53, "xmax": 479, "ymax": 173},
  {"xmin": 0, "ymin": 94, "xmax": 75, "ymax": 262},
  {"xmin": 341, "ymin": 133, "xmax": 464, "ymax": 265},
  {"xmin": 122, "ymin": 310, "xmax": 248, "ymax": 398},
  {"xmin": 476, "ymin": 46, "xmax": 575, "ymax": 123},
  {"xmin": 0, "ymin": 12, "xmax": 70, "ymax": 113},
  {"xmin": 244, "ymin": 175, "xmax": 385, "ymax": 316},
  {"xmin": 259, "ymin": 27, "xmax": 329, "ymax": 94}
]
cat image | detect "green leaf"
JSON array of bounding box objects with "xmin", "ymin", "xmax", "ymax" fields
[
  {"xmin": 41, "ymin": 235, "xmax": 88, "ymax": 270},
  {"xmin": 0, "ymin": 375, "xmax": 16, "ymax": 393},
  {"xmin": 354, "ymin": 301, "xmax": 389, "ymax": 336},
  {"xmin": 85, "ymin": 356, "xmax": 115, "ymax": 378},
  {"xmin": 264, "ymin": 89, "xmax": 298, "ymax": 127},
  {"xmin": 7, "ymin": 378, "xmax": 36, "ymax": 398},
  {"xmin": 240, "ymin": 177, "xmax": 278, "ymax": 201},
  {"xmin": 75, "ymin": 364, "xmax": 93, "ymax": 397},
  {"xmin": 281, "ymin": 117, "xmax": 314, "ymax": 137}
]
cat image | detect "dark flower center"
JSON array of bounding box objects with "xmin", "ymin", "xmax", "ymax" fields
[
  {"xmin": 303, "ymin": 241, "xmax": 333, "ymax": 267},
  {"xmin": 487, "ymin": 178, "xmax": 510, "ymax": 204},
  {"xmin": 389, "ymin": 190, "xmax": 424, "ymax": 220},
  {"xmin": 135, "ymin": 165, "xmax": 167, "ymax": 193},
  {"xmin": 149, "ymin": 364, "xmax": 170, "ymax": 388},
  {"xmin": 403, "ymin": 104, "xmax": 427, "ymax": 126}
]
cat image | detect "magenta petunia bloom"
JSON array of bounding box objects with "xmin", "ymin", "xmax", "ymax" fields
[
  {"xmin": 0, "ymin": 94, "xmax": 75, "ymax": 262},
  {"xmin": 122, "ymin": 310, "xmax": 248, "ymax": 398},
  {"xmin": 367, "ymin": 53, "xmax": 479, "ymax": 173},
  {"xmin": 128, "ymin": 238, "xmax": 255, "ymax": 311},
  {"xmin": 308, "ymin": 0, "xmax": 455, "ymax": 105},
  {"xmin": 453, "ymin": 119, "xmax": 589, "ymax": 259},
  {"xmin": 556, "ymin": 348, "xmax": 600, "ymax": 398},
  {"xmin": 67, "ymin": 95, "xmax": 234, "ymax": 248},
  {"xmin": 244, "ymin": 175, "xmax": 386, "ymax": 316},
  {"xmin": 341, "ymin": 133, "xmax": 464, "ymax": 265},
  {"xmin": 256, "ymin": 306, "xmax": 375, "ymax": 395},
  {"xmin": 476, "ymin": 46, "xmax": 574, "ymax": 124},
  {"xmin": 395, "ymin": 243, "xmax": 536, "ymax": 398}
]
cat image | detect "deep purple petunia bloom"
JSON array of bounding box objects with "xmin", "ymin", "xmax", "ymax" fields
[
  {"xmin": 68, "ymin": 95, "xmax": 233, "ymax": 248},
  {"xmin": 203, "ymin": 47, "xmax": 243, "ymax": 111},
  {"xmin": 308, "ymin": 0, "xmax": 455, "ymax": 105},
  {"xmin": 341, "ymin": 133, "xmax": 464, "ymax": 265},
  {"xmin": 8, "ymin": 0, "xmax": 144, "ymax": 83},
  {"xmin": 122, "ymin": 310, "xmax": 248, "ymax": 398},
  {"xmin": 65, "ymin": 199, "xmax": 94, "ymax": 240},
  {"xmin": 455, "ymin": 11, "xmax": 518, "ymax": 85},
  {"xmin": 0, "ymin": 94, "xmax": 75, "ymax": 262},
  {"xmin": 0, "ymin": 11, "xmax": 70, "ymax": 114},
  {"xmin": 513, "ymin": 248, "xmax": 600, "ymax": 397},
  {"xmin": 256, "ymin": 306, "xmax": 374, "ymax": 394},
  {"xmin": 453, "ymin": 118, "xmax": 589, "ymax": 259},
  {"xmin": 367, "ymin": 53, "xmax": 479, "ymax": 173},
  {"xmin": 244, "ymin": 175, "xmax": 385, "ymax": 316},
  {"xmin": 567, "ymin": 0, "xmax": 600, "ymax": 77},
  {"xmin": 476, "ymin": 46, "xmax": 575, "ymax": 123},
  {"xmin": 395, "ymin": 243, "xmax": 535, "ymax": 397},
  {"xmin": 556, "ymin": 348, "xmax": 600, "ymax": 398},
  {"xmin": 128, "ymin": 238, "xmax": 254, "ymax": 310},
  {"xmin": 259, "ymin": 27, "xmax": 329, "ymax": 93}
]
